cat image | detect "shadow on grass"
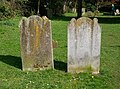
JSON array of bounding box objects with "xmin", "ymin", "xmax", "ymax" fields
[
  {"xmin": 51, "ymin": 15, "xmax": 77, "ymax": 21},
  {"xmin": 51, "ymin": 15, "xmax": 120, "ymax": 24},
  {"xmin": 0, "ymin": 55, "xmax": 67, "ymax": 72},
  {"xmin": 93, "ymin": 17, "xmax": 120, "ymax": 24},
  {"xmin": 0, "ymin": 55, "xmax": 22, "ymax": 69},
  {"xmin": 54, "ymin": 60, "xmax": 67, "ymax": 72},
  {"xmin": 109, "ymin": 45, "xmax": 120, "ymax": 48}
]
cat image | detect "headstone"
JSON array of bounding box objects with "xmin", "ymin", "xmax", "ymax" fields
[
  {"xmin": 68, "ymin": 17, "xmax": 101, "ymax": 74},
  {"xmin": 19, "ymin": 15, "xmax": 53, "ymax": 71},
  {"xmin": 86, "ymin": 11, "xmax": 94, "ymax": 17},
  {"xmin": 82, "ymin": 8, "xmax": 86, "ymax": 16},
  {"xmin": 72, "ymin": 8, "xmax": 77, "ymax": 13},
  {"xmin": 116, "ymin": 9, "xmax": 119, "ymax": 14},
  {"xmin": 115, "ymin": 9, "xmax": 120, "ymax": 15}
]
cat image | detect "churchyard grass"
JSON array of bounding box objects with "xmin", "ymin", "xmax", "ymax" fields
[{"xmin": 0, "ymin": 14, "xmax": 120, "ymax": 89}]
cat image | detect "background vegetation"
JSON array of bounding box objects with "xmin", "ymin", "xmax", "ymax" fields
[{"xmin": 1, "ymin": 0, "xmax": 120, "ymax": 20}]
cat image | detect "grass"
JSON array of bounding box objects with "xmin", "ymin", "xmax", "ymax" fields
[{"xmin": 0, "ymin": 13, "xmax": 120, "ymax": 89}]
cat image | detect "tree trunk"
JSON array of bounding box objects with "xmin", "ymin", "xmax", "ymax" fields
[{"xmin": 77, "ymin": 0, "xmax": 82, "ymax": 18}]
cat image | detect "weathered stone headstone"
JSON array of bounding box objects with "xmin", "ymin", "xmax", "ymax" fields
[
  {"xmin": 68, "ymin": 17, "xmax": 101, "ymax": 74},
  {"xmin": 86, "ymin": 11, "xmax": 94, "ymax": 17},
  {"xmin": 82, "ymin": 8, "xmax": 86, "ymax": 16},
  {"xmin": 19, "ymin": 15, "xmax": 53, "ymax": 71}
]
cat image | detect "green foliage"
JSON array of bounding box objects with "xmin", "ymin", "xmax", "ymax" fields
[
  {"xmin": 0, "ymin": 0, "xmax": 29, "ymax": 20},
  {"xmin": 84, "ymin": 0, "xmax": 97, "ymax": 12},
  {"xmin": 0, "ymin": 2, "xmax": 15, "ymax": 20},
  {"xmin": 86, "ymin": 3, "xmax": 96, "ymax": 11},
  {"xmin": 49, "ymin": 0, "xmax": 65, "ymax": 15}
]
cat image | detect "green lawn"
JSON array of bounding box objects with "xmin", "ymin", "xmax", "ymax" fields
[{"xmin": 0, "ymin": 14, "xmax": 120, "ymax": 89}]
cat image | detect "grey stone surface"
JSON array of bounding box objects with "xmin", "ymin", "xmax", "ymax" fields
[
  {"xmin": 19, "ymin": 15, "xmax": 53, "ymax": 71},
  {"xmin": 68, "ymin": 17, "xmax": 101, "ymax": 74}
]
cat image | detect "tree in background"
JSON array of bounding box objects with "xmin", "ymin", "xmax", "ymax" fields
[
  {"xmin": 0, "ymin": 0, "xmax": 29, "ymax": 19},
  {"xmin": 1, "ymin": 0, "xmax": 120, "ymax": 20},
  {"xmin": 0, "ymin": 0, "xmax": 84, "ymax": 19},
  {"xmin": 0, "ymin": 0, "xmax": 14, "ymax": 20},
  {"xmin": 84, "ymin": 0, "xmax": 97, "ymax": 12},
  {"xmin": 77, "ymin": 0, "xmax": 82, "ymax": 17}
]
